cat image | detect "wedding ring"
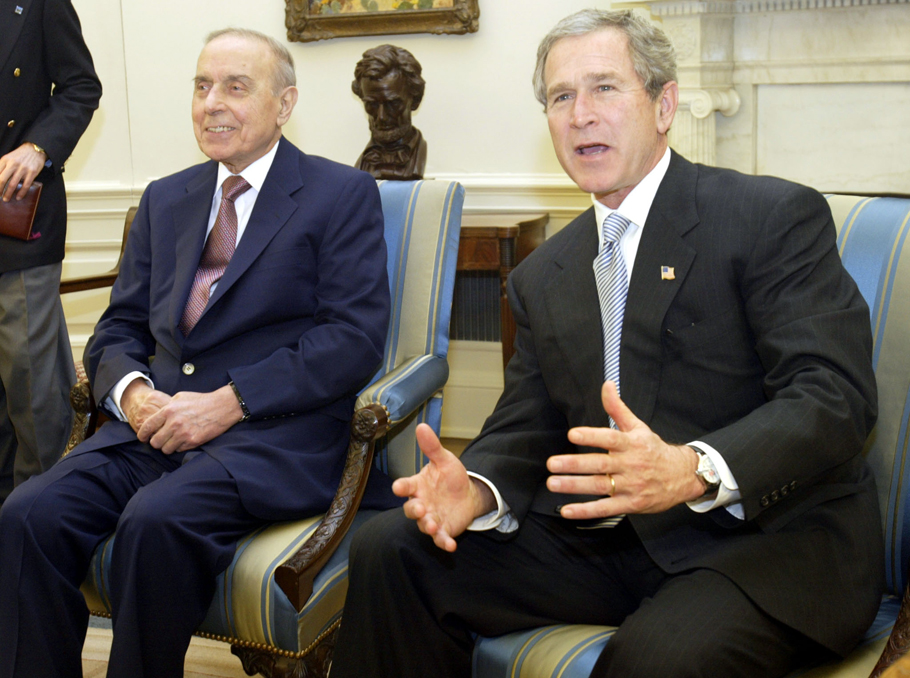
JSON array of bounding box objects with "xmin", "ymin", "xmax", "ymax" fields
[{"xmin": 608, "ymin": 474, "xmax": 616, "ymax": 495}]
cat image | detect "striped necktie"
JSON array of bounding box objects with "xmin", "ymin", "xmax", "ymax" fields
[
  {"xmin": 594, "ymin": 211, "xmax": 631, "ymax": 414},
  {"xmin": 179, "ymin": 175, "xmax": 251, "ymax": 336},
  {"xmin": 590, "ymin": 211, "xmax": 631, "ymax": 528}
]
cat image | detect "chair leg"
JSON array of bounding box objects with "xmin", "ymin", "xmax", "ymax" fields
[{"xmin": 230, "ymin": 625, "xmax": 336, "ymax": 678}]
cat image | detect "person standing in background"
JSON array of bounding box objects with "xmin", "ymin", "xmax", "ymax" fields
[{"xmin": 0, "ymin": 0, "xmax": 102, "ymax": 502}]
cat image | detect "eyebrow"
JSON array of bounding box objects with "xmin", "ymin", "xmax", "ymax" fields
[
  {"xmin": 546, "ymin": 71, "xmax": 620, "ymax": 99},
  {"xmin": 193, "ymin": 74, "xmax": 255, "ymax": 87}
]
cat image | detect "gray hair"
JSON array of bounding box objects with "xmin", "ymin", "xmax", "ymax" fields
[
  {"xmin": 205, "ymin": 28, "xmax": 296, "ymax": 94},
  {"xmin": 532, "ymin": 9, "xmax": 676, "ymax": 109}
]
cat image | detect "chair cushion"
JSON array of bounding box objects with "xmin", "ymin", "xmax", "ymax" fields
[
  {"xmin": 472, "ymin": 596, "xmax": 899, "ymax": 678},
  {"xmin": 473, "ymin": 625, "xmax": 615, "ymax": 678},
  {"xmin": 82, "ymin": 510, "xmax": 382, "ymax": 656}
]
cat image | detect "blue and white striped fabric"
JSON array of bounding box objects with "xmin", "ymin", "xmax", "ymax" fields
[
  {"xmin": 81, "ymin": 180, "xmax": 465, "ymax": 665},
  {"xmin": 472, "ymin": 195, "xmax": 910, "ymax": 678},
  {"xmin": 359, "ymin": 180, "xmax": 464, "ymax": 480}
]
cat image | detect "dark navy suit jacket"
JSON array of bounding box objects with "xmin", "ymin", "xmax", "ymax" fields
[{"xmin": 77, "ymin": 137, "xmax": 395, "ymax": 520}]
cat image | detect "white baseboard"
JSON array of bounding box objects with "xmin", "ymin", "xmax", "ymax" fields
[{"xmin": 440, "ymin": 340, "xmax": 504, "ymax": 440}]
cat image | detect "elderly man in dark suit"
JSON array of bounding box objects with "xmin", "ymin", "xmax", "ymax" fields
[
  {"xmin": 0, "ymin": 0, "xmax": 101, "ymax": 502},
  {"xmin": 0, "ymin": 27, "xmax": 398, "ymax": 678},
  {"xmin": 331, "ymin": 9, "xmax": 882, "ymax": 678}
]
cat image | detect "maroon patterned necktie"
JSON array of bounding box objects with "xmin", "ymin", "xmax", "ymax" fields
[{"xmin": 179, "ymin": 175, "xmax": 251, "ymax": 336}]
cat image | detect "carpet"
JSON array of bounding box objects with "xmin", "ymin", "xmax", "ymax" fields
[{"xmin": 82, "ymin": 627, "xmax": 251, "ymax": 678}]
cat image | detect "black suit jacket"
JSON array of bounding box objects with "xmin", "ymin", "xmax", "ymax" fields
[
  {"xmin": 462, "ymin": 152, "xmax": 883, "ymax": 655},
  {"xmin": 0, "ymin": 0, "xmax": 101, "ymax": 272}
]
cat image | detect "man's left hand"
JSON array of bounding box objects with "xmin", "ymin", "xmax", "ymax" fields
[
  {"xmin": 546, "ymin": 381, "xmax": 705, "ymax": 520},
  {"xmin": 0, "ymin": 143, "xmax": 47, "ymax": 202},
  {"xmin": 135, "ymin": 385, "xmax": 243, "ymax": 454}
]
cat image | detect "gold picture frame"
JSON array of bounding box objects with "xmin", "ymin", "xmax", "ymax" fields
[{"xmin": 286, "ymin": 0, "xmax": 480, "ymax": 43}]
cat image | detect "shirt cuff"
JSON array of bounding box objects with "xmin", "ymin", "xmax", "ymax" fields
[
  {"xmin": 465, "ymin": 472, "xmax": 518, "ymax": 533},
  {"xmin": 105, "ymin": 371, "xmax": 154, "ymax": 422},
  {"xmin": 686, "ymin": 440, "xmax": 744, "ymax": 520}
]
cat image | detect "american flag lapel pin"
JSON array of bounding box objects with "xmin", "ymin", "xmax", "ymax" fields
[
  {"xmin": 661, "ymin": 266, "xmax": 675, "ymax": 280},
  {"xmin": 15, "ymin": 5, "xmax": 24, "ymax": 14}
]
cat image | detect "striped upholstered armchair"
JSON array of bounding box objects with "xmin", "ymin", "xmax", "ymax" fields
[
  {"xmin": 71, "ymin": 179, "xmax": 464, "ymax": 678},
  {"xmin": 471, "ymin": 195, "xmax": 910, "ymax": 678}
]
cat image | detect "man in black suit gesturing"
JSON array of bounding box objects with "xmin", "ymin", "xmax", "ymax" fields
[{"xmin": 331, "ymin": 9, "xmax": 882, "ymax": 678}]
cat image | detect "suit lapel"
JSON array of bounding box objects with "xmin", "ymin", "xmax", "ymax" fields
[
  {"xmin": 0, "ymin": 0, "xmax": 29, "ymax": 74},
  {"xmin": 169, "ymin": 162, "xmax": 218, "ymax": 340},
  {"xmin": 543, "ymin": 210, "xmax": 612, "ymax": 426},
  {"xmin": 621, "ymin": 152, "xmax": 699, "ymax": 424},
  {"xmin": 203, "ymin": 137, "xmax": 303, "ymax": 312}
]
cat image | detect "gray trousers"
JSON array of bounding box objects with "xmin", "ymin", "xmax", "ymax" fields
[{"xmin": 0, "ymin": 262, "xmax": 76, "ymax": 501}]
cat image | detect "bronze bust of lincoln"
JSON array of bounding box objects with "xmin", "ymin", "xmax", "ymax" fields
[{"xmin": 352, "ymin": 45, "xmax": 427, "ymax": 181}]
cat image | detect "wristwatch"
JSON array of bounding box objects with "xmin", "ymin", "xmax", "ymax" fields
[
  {"xmin": 229, "ymin": 381, "xmax": 252, "ymax": 422},
  {"xmin": 693, "ymin": 447, "xmax": 721, "ymax": 497}
]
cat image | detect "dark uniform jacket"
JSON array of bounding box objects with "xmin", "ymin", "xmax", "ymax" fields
[{"xmin": 0, "ymin": 0, "xmax": 101, "ymax": 273}]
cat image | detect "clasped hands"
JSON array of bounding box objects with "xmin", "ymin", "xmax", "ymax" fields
[
  {"xmin": 120, "ymin": 378, "xmax": 243, "ymax": 454},
  {"xmin": 393, "ymin": 381, "xmax": 705, "ymax": 552}
]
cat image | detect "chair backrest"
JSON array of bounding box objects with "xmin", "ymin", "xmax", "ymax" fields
[
  {"xmin": 827, "ymin": 195, "xmax": 910, "ymax": 597},
  {"xmin": 364, "ymin": 179, "xmax": 464, "ymax": 480}
]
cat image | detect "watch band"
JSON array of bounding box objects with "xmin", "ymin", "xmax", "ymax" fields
[
  {"xmin": 693, "ymin": 447, "xmax": 721, "ymax": 497},
  {"xmin": 229, "ymin": 381, "xmax": 251, "ymax": 422}
]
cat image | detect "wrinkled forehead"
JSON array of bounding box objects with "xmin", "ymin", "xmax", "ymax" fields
[{"xmin": 196, "ymin": 34, "xmax": 275, "ymax": 83}]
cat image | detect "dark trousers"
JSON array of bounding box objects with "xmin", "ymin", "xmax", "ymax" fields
[
  {"xmin": 331, "ymin": 509, "xmax": 822, "ymax": 678},
  {"xmin": 0, "ymin": 445, "xmax": 263, "ymax": 678}
]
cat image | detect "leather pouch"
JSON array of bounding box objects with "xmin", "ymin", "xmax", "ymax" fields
[{"xmin": 0, "ymin": 181, "xmax": 42, "ymax": 240}]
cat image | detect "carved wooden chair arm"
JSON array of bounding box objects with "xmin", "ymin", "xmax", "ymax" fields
[
  {"xmin": 274, "ymin": 403, "xmax": 390, "ymax": 611},
  {"xmin": 872, "ymin": 581, "xmax": 910, "ymax": 677},
  {"xmin": 64, "ymin": 364, "xmax": 98, "ymax": 457}
]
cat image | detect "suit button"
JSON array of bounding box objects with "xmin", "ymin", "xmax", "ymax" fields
[
  {"xmin": 760, "ymin": 496, "xmax": 770, "ymax": 507},
  {"xmin": 13, "ymin": 68, "xmax": 21, "ymax": 77},
  {"xmin": 6, "ymin": 120, "xmax": 14, "ymax": 128},
  {"xmin": 182, "ymin": 363, "xmax": 195, "ymax": 375}
]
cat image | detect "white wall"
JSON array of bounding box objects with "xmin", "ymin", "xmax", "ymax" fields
[{"xmin": 68, "ymin": 0, "xmax": 611, "ymax": 189}]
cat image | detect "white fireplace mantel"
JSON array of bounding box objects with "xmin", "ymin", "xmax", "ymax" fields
[{"xmin": 621, "ymin": 0, "xmax": 910, "ymax": 189}]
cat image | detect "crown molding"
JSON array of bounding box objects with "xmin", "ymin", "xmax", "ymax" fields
[{"xmin": 624, "ymin": 0, "xmax": 907, "ymax": 15}]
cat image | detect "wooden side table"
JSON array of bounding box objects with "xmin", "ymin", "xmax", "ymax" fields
[{"xmin": 457, "ymin": 213, "xmax": 548, "ymax": 368}]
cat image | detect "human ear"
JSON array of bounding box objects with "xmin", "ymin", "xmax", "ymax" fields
[
  {"xmin": 277, "ymin": 87, "xmax": 299, "ymax": 126},
  {"xmin": 657, "ymin": 81, "xmax": 678, "ymax": 134}
]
